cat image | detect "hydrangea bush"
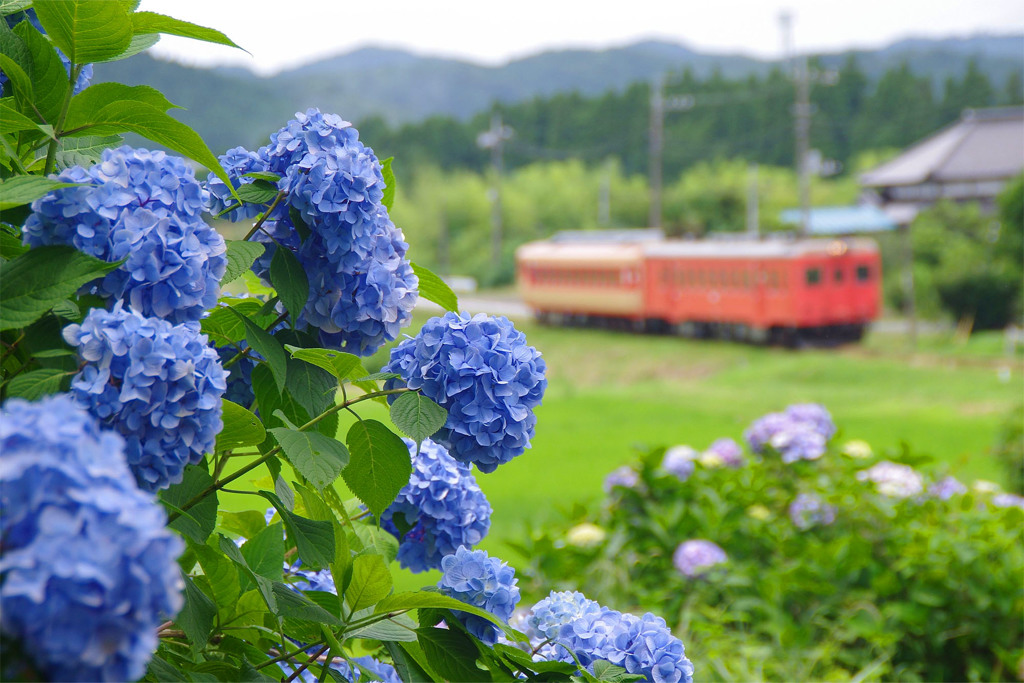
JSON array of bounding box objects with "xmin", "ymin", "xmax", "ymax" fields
[
  {"xmin": 513, "ymin": 406, "xmax": 1024, "ymax": 681},
  {"xmin": 0, "ymin": 5, "xmax": 685, "ymax": 682}
]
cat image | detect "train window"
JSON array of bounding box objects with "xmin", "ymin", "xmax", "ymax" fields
[
  {"xmin": 742, "ymin": 270, "xmax": 751, "ymax": 288},
  {"xmin": 856, "ymin": 265, "xmax": 871, "ymax": 282},
  {"xmin": 768, "ymin": 272, "xmax": 778, "ymax": 288},
  {"xmin": 805, "ymin": 268, "xmax": 822, "ymax": 286},
  {"xmin": 834, "ymin": 269, "xmax": 843, "ymax": 283},
  {"xmin": 731, "ymin": 270, "xmax": 740, "ymax": 287}
]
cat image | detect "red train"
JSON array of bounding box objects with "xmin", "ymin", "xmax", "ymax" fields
[{"xmin": 515, "ymin": 233, "xmax": 882, "ymax": 345}]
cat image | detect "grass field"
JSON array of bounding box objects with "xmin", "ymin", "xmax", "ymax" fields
[{"xmin": 329, "ymin": 308, "xmax": 1023, "ymax": 590}]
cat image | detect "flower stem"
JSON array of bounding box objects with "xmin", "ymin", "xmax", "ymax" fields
[
  {"xmin": 243, "ymin": 191, "xmax": 286, "ymax": 241},
  {"xmin": 43, "ymin": 64, "xmax": 82, "ymax": 176}
]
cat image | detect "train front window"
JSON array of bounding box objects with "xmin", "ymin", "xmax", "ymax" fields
[
  {"xmin": 805, "ymin": 268, "xmax": 822, "ymax": 286},
  {"xmin": 834, "ymin": 269, "xmax": 843, "ymax": 283},
  {"xmin": 856, "ymin": 265, "xmax": 871, "ymax": 282}
]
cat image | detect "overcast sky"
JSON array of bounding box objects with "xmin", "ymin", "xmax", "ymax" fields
[{"xmin": 138, "ymin": 0, "xmax": 1024, "ymax": 76}]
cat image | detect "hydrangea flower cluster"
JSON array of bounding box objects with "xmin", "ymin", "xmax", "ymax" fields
[
  {"xmin": 604, "ymin": 465, "xmax": 640, "ymax": 492},
  {"xmin": 0, "ymin": 395, "xmax": 184, "ymax": 682},
  {"xmin": 384, "ymin": 312, "xmax": 547, "ymax": 472},
  {"xmin": 279, "ymin": 655, "xmax": 401, "ymax": 683},
  {"xmin": 285, "ymin": 561, "xmax": 336, "ymax": 594},
  {"xmin": 437, "ymin": 546, "xmax": 520, "ymax": 645},
  {"xmin": 3, "ymin": 9, "xmax": 93, "ymax": 94},
  {"xmin": 380, "ymin": 438, "xmax": 492, "ymax": 573},
  {"xmin": 673, "ymin": 540, "xmax": 728, "ymax": 578},
  {"xmin": 661, "ymin": 446, "xmax": 697, "ymax": 481},
  {"xmin": 856, "ymin": 461, "xmax": 924, "ymax": 498},
  {"xmin": 207, "ymin": 109, "xmax": 418, "ymax": 355},
  {"xmin": 992, "ymin": 493, "xmax": 1024, "ymax": 509},
  {"xmin": 705, "ymin": 437, "xmax": 743, "ymax": 467},
  {"xmin": 24, "ymin": 146, "xmax": 226, "ymax": 323},
  {"xmin": 63, "ymin": 305, "xmax": 227, "ymax": 491},
  {"xmin": 523, "ymin": 591, "xmax": 694, "ymax": 683},
  {"xmin": 788, "ymin": 493, "xmax": 837, "ymax": 529},
  {"xmin": 928, "ymin": 475, "xmax": 967, "ymax": 500},
  {"xmin": 744, "ymin": 403, "xmax": 835, "ymax": 463}
]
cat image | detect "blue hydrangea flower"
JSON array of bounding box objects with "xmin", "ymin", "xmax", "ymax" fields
[
  {"xmin": 604, "ymin": 612, "xmax": 695, "ymax": 683},
  {"xmin": 744, "ymin": 404, "xmax": 833, "ymax": 463},
  {"xmin": 384, "ymin": 312, "xmax": 547, "ymax": 472},
  {"xmin": 673, "ymin": 540, "xmax": 727, "ymax": 578},
  {"xmin": 788, "ymin": 493, "xmax": 837, "ymax": 529},
  {"xmin": 991, "ymin": 493, "xmax": 1024, "ymax": 510},
  {"xmin": 279, "ymin": 655, "xmax": 401, "ymax": 683},
  {"xmin": 3, "ymin": 9, "xmax": 93, "ymax": 95},
  {"xmin": 784, "ymin": 404, "xmax": 836, "ymax": 440},
  {"xmin": 206, "ymin": 110, "xmax": 418, "ymax": 356},
  {"xmin": 63, "ymin": 305, "xmax": 227, "ymax": 492},
  {"xmin": 24, "ymin": 146, "xmax": 225, "ymax": 323},
  {"xmin": 381, "ymin": 438, "xmax": 491, "ymax": 573},
  {"xmin": 661, "ymin": 446, "xmax": 697, "ymax": 481},
  {"xmin": 929, "ymin": 475, "xmax": 968, "ymax": 500},
  {"xmin": 604, "ymin": 465, "xmax": 640, "ymax": 492},
  {"xmin": 705, "ymin": 438, "xmax": 743, "ymax": 467},
  {"xmin": 285, "ymin": 561, "xmax": 336, "ymax": 594},
  {"xmin": 0, "ymin": 395, "xmax": 184, "ymax": 683},
  {"xmin": 437, "ymin": 546, "xmax": 520, "ymax": 645}
]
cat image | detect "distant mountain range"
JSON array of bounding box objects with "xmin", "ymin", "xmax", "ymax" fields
[{"xmin": 93, "ymin": 34, "xmax": 1024, "ymax": 156}]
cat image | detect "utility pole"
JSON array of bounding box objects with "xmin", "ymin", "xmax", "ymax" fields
[
  {"xmin": 648, "ymin": 76, "xmax": 694, "ymax": 229},
  {"xmin": 477, "ymin": 113, "xmax": 513, "ymax": 269},
  {"xmin": 746, "ymin": 163, "xmax": 760, "ymax": 238},
  {"xmin": 781, "ymin": 11, "xmax": 812, "ymax": 237},
  {"xmin": 598, "ymin": 158, "xmax": 612, "ymax": 227}
]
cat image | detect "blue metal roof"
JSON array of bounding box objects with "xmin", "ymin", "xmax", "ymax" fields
[{"xmin": 779, "ymin": 205, "xmax": 897, "ymax": 234}]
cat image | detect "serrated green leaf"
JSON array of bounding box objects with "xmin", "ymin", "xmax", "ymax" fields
[
  {"xmin": 92, "ymin": 32, "xmax": 159, "ymax": 63},
  {"xmin": 226, "ymin": 307, "xmax": 287, "ymax": 392},
  {"xmin": 355, "ymin": 371, "xmax": 402, "ymax": 383},
  {"xmin": 377, "ymin": 592, "xmax": 524, "ymax": 640},
  {"xmin": 202, "ymin": 299, "xmax": 267, "ymax": 347},
  {"xmin": 241, "ymin": 522, "xmax": 285, "ymax": 581},
  {"xmin": 221, "ymin": 239, "xmax": 265, "ymax": 285},
  {"xmin": 13, "ymin": 20, "xmax": 67, "ymax": 124},
  {"xmin": 0, "ymin": 97, "xmax": 42, "ymax": 132},
  {"xmin": 0, "ymin": 245, "xmax": 120, "ymax": 330},
  {"xmin": 410, "ymin": 262, "xmax": 457, "ymax": 313},
  {"xmin": 259, "ymin": 490, "xmax": 335, "ymax": 570},
  {"xmin": 215, "ymin": 399, "xmax": 266, "ymax": 451},
  {"xmin": 242, "ymin": 171, "xmax": 281, "ymax": 182},
  {"xmin": 218, "ymin": 510, "xmax": 266, "ymax": 541},
  {"xmin": 236, "ymin": 180, "xmax": 279, "ymax": 205},
  {"xmin": 0, "ymin": 1, "xmax": 33, "ymax": 17},
  {"xmin": 55, "ymin": 134, "xmax": 124, "ymax": 169},
  {"xmin": 0, "ymin": 176, "xmax": 83, "ymax": 211},
  {"xmin": 161, "ymin": 466, "xmax": 218, "ymax": 544},
  {"xmin": 286, "ymin": 346, "xmax": 365, "ymax": 383},
  {"xmin": 345, "ymin": 553, "xmax": 392, "ymax": 612},
  {"xmin": 385, "ymin": 641, "xmax": 438, "ymax": 683},
  {"xmin": 0, "ymin": 53, "xmax": 33, "ymax": 115},
  {"xmin": 417, "ymin": 627, "xmax": 485, "ymax": 683},
  {"xmin": 381, "ymin": 156, "xmax": 396, "ymax": 211},
  {"xmin": 348, "ymin": 612, "xmax": 419, "ymax": 642},
  {"xmin": 343, "ymin": 419, "xmax": 412, "ymax": 521},
  {"xmin": 268, "ymin": 427, "xmax": 349, "ymax": 492},
  {"xmin": 390, "ymin": 392, "xmax": 447, "ymax": 444},
  {"xmin": 192, "ymin": 543, "xmax": 241, "ymax": 611},
  {"xmin": 270, "ymin": 245, "xmax": 309, "ymax": 325},
  {"xmin": 0, "ymin": 229, "xmax": 28, "ymax": 259},
  {"xmin": 5, "ymin": 367, "xmax": 66, "ymax": 400},
  {"xmin": 271, "ymin": 582, "xmax": 341, "ymax": 625},
  {"xmin": 64, "ymin": 83, "xmax": 178, "ymax": 132},
  {"xmin": 32, "ymin": 0, "xmax": 133, "ymax": 63},
  {"xmin": 218, "ymin": 534, "xmax": 278, "ymax": 615},
  {"xmin": 178, "ymin": 574, "xmax": 217, "ymax": 648},
  {"xmin": 130, "ymin": 11, "xmax": 243, "ymax": 50}
]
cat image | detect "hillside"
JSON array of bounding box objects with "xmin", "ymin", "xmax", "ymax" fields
[{"xmin": 92, "ymin": 34, "xmax": 1023, "ymax": 157}]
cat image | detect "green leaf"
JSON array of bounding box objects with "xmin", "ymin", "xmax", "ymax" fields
[
  {"xmin": 385, "ymin": 642, "xmax": 439, "ymax": 683},
  {"xmin": 0, "ymin": 245, "xmax": 120, "ymax": 330},
  {"xmin": 417, "ymin": 627, "xmax": 485, "ymax": 683},
  {"xmin": 236, "ymin": 180, "xmax": 279, "ymax": 205},
  {"xmin": 0, "ymin": 2, "xmax": 33, "ymax": 18},
  {"xmin": 202, "ymin": 299, "xmax": 267, "ymax": 347},
  {"xmin": 351, "ymin": 523, "xmax": 399, "ymax": 563},
  {"xmin": 55, "ymin": 134, "xmax": 124, "ymax": 169},
  {"xmin": 218, "ymin": 510, "xmax": 267, "ymax": 541},
  {"xmin": 130, "ymin": 11, "xmax": 244, "ymax": 50},
  {"xmin": 0, "ymin": 176, "xmax": 83, "ymax": 211},
  {"xmin": 0, "ymin": 98, "xmax": 43, "ymax": 132},
  {"xmin": 92, "ymin": 32, "xmax": 159, "ymax": 63},
  {"xmin": 0, "ymin": 229, "xmax": 29, "ymax": 260},
  {"xmin": 377, "ymin": 592, "xmax": 523, "ymax": 639},
  {"xmin": 32, "ymin": 0, "xmax": 133, "ymax": 63},
  {"xmin": 64, "ymin": 83, "xmax": 178, "ymax": 132},
  {"xmin": 222, "ymin": 239, "xmax": 266, "ymax": 284},
  {"xmin": 215, "ymin": 399, "xmax": 266, "ymax": 452},
  {"xmin": 271, "ymin": 582, "xmax": 341, "ymax": 625},
  {"xmin": 270, "ymin": 246, "xmax": 309, "ymax": 325},
  {"xmin": 348, "ymin": 612, "xmax": 419, "ymax": 642},
  {"xmin": 590, "ymin": 660, "xmax": 647, "ymax": 682},
  {"xmin": 161, "ymin": 466, "xmax": 218, "ymax": 544},
  {"xmin": 5, "ymin": 367, "xmax": 66, "ymax": 400},
  {"xmin": 146, "ymin": 654, "xmax": 189, "ymax": 682},
  {"xmin": 390, "ymin": 392, "xmax": 447, "ymax": 444},
  {"xmin": 345, "ymin": 553, "xmax": 392, "ymax": 612},
  {"xmin": 381, "ymin": 156, "xmax": 396, "ymax": 211},
  {"xmin": 178, "ymin": 574, "xmax": 217, "ymax": 648},
  {"xmin": 218, "ymin": 534, "xmax": 278, "ymax": 614},
  {"xmin": 268, "ymin": 427, "xmax": 349, "ymax": 492},
  {"xmin": 410, "ymin": 262, "xmax": 458, "ymax": 313},
  {"xmin": 286, "ymin": 345, "xmax": 365, "ymax": 383},
  {"xmin": 226, "ymin": 306, "xmax": 287, "ymax": 392},
  {"xmin": 241, "ymin": 522, "xmax": 285, "ymax": 582},
  {"xmin": 242, "ymin": 171, "xmax": 281, "ymax": 183},
  {"xmin": 343, "ymin": 419, "xmax": 412, "ymax": 521},
  {"xmin": 13, "ymin": 20, "xmax": 68, "ymax": 124},
  {"xmin": 192, "ymin": 543, "xmax": 241, "ymax": 611},
  {"xmin": 354, "ymin": 371, "xmax": 401, "ymax": 383},
  {"xmin": 259, "ymin": 490, "xmax": 335, "ymax": 570}
]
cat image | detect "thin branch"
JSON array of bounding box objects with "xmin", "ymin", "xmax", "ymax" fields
[
  {"xmin": 243, "ymin": 192, "xmax": 286, "ymax": 241},
  {"xmin": 283, "ymin": 644, "xmax": 331, "ymax": 683}
]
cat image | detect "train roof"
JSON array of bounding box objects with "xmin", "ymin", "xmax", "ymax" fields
[
  {"xmin": 516, "ymin": 241, "xmax": 645, "ymax": 266},
  {"xmin": 643, "ymin": 237, "xmax": 879, "ymax": 259}
]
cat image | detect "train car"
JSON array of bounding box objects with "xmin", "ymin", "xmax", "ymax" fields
[{"xmin": 515, "ymin": 235, "xmax": 881, "ymax": 345}]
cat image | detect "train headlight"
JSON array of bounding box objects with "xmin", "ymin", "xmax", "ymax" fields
[{"xmin": 826, "ymin": 240, "xmax": 848, "ymax": 256}]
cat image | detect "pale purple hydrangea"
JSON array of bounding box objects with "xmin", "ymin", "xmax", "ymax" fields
[
  {"xmin": 784, "ymin": 403, "xmax": 836, "ymax": 440},
  {"xmin": 63, "ymin": 305, "xmax": 227, "ymax": 492},
  {"xmin": 437, "ymin": 546, "xmax": 520, "ymax": 645},
  {"xmin": 604, "ymin": 465, "xmax": 640, "ymax": 492},
  {"xmin": 929, "ymin": 476, "xmax": 968, "ymax": 500},
  {"xmin": 0, "ymin": 395, "xmax": 183, "ymax": 682},
  {"xmin": 856, "ymin": 461, "xmax": 924, "ymax": 498},
  {"xmin": 384, "ymin": 312, "xmax": 547, "ymax": 472},
  {"xmin": 788, "ymin": 493, "xmax": 837, "ymax": 529},
  {"xmin": 705, "ymin": 437, "xmax": 744, "ymax": 467},
  {"xmin": 24, "ymin": 146, "xmax": 226, "ymax": 323},
  {"xmin": 744, "ymin": 404, "xmax": 834, "ymax": 463},
  {"xmin": 992, "ymin": 493, "xmax": 1024, "ymax": 510},
  {"xmin": 380, "ymin": 438, "xmax": 491, "ymax": 573},
  {"xmin": 673, "ymin": 540, "xmax": 728, "ymax": 578},
  {"xmin": 206, "ymin": 109, "xmax": 418, "ymax": 355},
  {"xmin": 661, "ymin": 446, "xmax": 697, "ymax": 481}
]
